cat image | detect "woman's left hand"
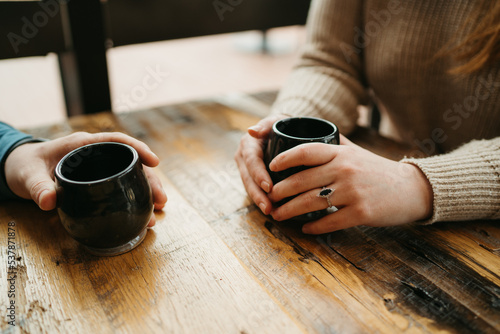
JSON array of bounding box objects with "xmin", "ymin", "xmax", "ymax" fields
[{"xmin": 267, "ymin": 135, "xmax": 433, "ymax": 234}]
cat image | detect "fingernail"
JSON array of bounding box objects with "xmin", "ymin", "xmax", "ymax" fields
[
  {"xmin": 38, "ymin": 189, "xmax": 54, "ymax": 211},
  {"xmin": 269, "ymin": 162, "xmax": 276, "ymax": 172},
  {"xmin": 248, "ymin": 125, "xmax": 262, "ymax": 133},
  {"xmin": 302, "ymin": 224, "xmax": 312, "ymax": 234},
  {"xmin": 38, "ymin": 189, "xmax": 48, "ymax": 202},
  {"xmin": 270, "ymin": 209, "xmax": 279, "ymax": 221},
  {"xmin": 258, "ymin": 202, "xmax": 267, "ymax": 214},
  {"xmin": 261, "ymin": 181, "xmax": 270, "ymax": 193}
]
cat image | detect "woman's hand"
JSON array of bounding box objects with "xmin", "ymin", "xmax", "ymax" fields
[
  {"xmin": 267, "ymin": 135, "xmax": 433, "ymax": 234},
  {"xmin": 234, "ymin": 115, "xmax": 287, "ymax": 215},
  {"xmin": 4, "ymin": 132, "xmax": 168, "ymax": 227}
]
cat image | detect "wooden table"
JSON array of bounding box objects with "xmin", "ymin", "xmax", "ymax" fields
[{"xmin": 1, "ymin": 92, "xmax": 499, "ymax": 333}]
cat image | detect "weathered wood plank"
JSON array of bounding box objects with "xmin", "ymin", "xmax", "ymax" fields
[
  {"xmin": 456, "ymin": 222, "xmax": 500, "ymax": 253},
  {"xmin": 118, "ymin": 104, "xmax": 251, "ymax": 223},
  {"xmin": 1, "ymin": 203, "xmax": 116, "ymax": 334},
  {"xmin": 210, "ymin": 207, "xmax": 412, "ymax": 333},
  {"xmin": 359, "ymin": 224, "xmax": 500, "ymax": 330},
  {"xmin": 318, "ymin": 226, "xmax": 500, "ymax": 333}
]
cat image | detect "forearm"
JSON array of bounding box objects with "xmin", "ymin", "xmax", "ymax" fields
[
  {"xmin": 271, "ymin": 67, "xmax": 367, "ymax": 134},
  {"xmin": 271, "ymin": 0, "xmax": 369, "ymax": 135}
]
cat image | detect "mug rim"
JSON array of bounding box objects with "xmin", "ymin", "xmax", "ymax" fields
[
  {"xmin": 273, "ymin": 116, "xmax": 338, "ymax": 141},
  {"xmin": 55, "ymin": 142, "xmax": 139, "ymax": 185}
]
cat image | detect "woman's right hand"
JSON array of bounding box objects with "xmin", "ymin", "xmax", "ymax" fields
[{"xmin": 234, "ymin": 115, "xmax": 286, "ymax": 215}]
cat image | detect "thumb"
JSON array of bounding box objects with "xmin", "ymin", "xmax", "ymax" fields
[
  {"xmin": 147, "ymin": 211, "xmax": 156, "ymax": 227},
  {"xmin": 25, "ymin": 174, "xmax": 57, "ymax": 211},
  {"xmin": 247, "ymin": 115, "xmax": 285, "ymax": 139}
]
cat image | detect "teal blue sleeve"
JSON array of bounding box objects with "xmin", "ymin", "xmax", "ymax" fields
[{"xmin": 0, "ymin": 122, "xmax": 34, "ymax": 200}]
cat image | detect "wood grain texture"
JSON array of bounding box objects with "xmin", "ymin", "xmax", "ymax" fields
[
  {"xmin": 1, "ymin": 91, "xmax": 499, "ymax": 333},
  {"xmin": 0, "ymin": 173, "xmax": 304, "ymax": 334},
  {"xmin": 117, "ymin": 93, "xmax": 500, "ymax": 333}
]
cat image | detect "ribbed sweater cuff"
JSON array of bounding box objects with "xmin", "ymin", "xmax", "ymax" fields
[{"xmin": 401, "ymin": 139, "xmax": 500, "ymax": 224}]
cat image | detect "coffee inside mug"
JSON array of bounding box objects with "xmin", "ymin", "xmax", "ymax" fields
[
  {"xmin": 59, "ymin": 144, "xmax": 135, "ymax": 183},
  {"xmin": 275, "ymin": 117, "xmax": 336, "ymax": 139}
]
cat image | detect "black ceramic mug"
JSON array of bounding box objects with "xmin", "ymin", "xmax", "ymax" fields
[
  {"xmin": 55, "ymin": 142, "xmax": 153, "ymax": 256},
  {"xmin": 264, "ymin": 117, "xmax": 339, "ymax": 221}
]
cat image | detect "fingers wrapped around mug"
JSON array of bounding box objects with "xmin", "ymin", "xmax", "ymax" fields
[
  {"xmin": 270, "ymin": 184, "xmax": 339, "ymax": 222},
  {"xmin": 235, "ymin": 133, "xmax": 274, "ymax": 215},
  {"xmin": 267, "ymin": 136, "xmax": 435, "ymax": 234},
  {"xmin": 269, "ymin": 183, "xmax": 370, "ymax": 235},
  {"xmin": 267, "ymin": 147, "xmax": 339, "ymax": 204}
]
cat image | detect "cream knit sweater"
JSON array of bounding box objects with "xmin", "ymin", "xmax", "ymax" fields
[{"xmin": 271, "ymin": 0, "xmax": 500, "ymax": 223}]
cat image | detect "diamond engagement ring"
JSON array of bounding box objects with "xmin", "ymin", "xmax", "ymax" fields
[{"xmin": 317, "ymin": 187, "xmax": 335, "ymax": 208}]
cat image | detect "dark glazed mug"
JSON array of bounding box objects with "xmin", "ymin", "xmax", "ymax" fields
[
  {"xmin": 264, "ymin": 117, "xmax": 339, "ymax": 222},
  {"xmin": 55, "ymin": 142, "xmax": 153, "ymax": 256}
]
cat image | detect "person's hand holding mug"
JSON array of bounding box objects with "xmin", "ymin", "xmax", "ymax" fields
[
  {"xmin": 236, "ymin": 116, "xmax": 433, "ymax": 234},
  {"xmin": 234, "ymin": 115, "xmax": 287, "ymax": 216},
  {"xmin": 267, "ymin": 134, "xmax": 433, "ymax": 234},
  {"xmin": 4, "ymin": 131, "xmax": 167, "ymax": 227}
]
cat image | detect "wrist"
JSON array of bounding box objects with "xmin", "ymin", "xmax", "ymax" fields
[
  {"xmin": 4, "ymin": 139, "xmax": 47, "ymax": 199},
  {"xmin": 404, "ymin": 162, "xmax": 434, "ymax": 221}
]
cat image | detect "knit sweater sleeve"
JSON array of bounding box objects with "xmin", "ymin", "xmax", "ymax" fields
[
  {"xmin": 270, "ymin": 0, "xmax": 369, "ymax": 134},
  {"xmin": 401, "ymin": 137, "xmax": 500, "ymax": 224}
]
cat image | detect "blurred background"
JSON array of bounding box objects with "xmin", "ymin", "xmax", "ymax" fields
[{"xmin": 0, "ymin": 0, "xmax": 309, "ymax": 129}]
